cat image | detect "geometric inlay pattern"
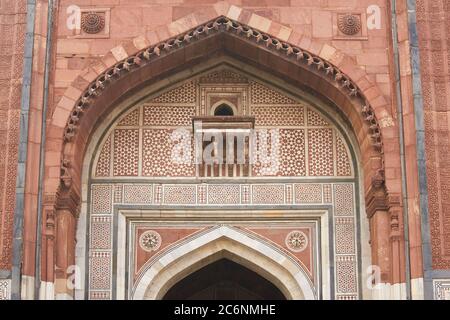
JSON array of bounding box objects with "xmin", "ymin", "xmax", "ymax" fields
[
  {"xmin": 0, "ymin": 280, "xmax": 11, "ymax": 300},
  {"xmin": 433, "ymin": 279, "xmax": 450, "ymax": 300},
  {"xmin": 86, "ymin": 182, "xmax": 359, "ymax": 299},
  {"xmin": 124, "ymin": 184, "xmax": 152, "ymax": 204},
  {"xmin": 90, "ymin": 216, "xmax": 112, "ymax": 249},
  {"xmin": 307, "ymin": 108, "xmax": 330, "ymax": 126},
  {"xmin": 336, "ymin": 135, "xmax": 352, "ymax": 176},
  {"xmin": 252, "ymin": 105, "xmax": 305, "ymax": 127},
  {"xmin": 118, "ymin": 109, "xmax": 140, "ymax": 126},
  {"xmin": 251, "ymin": 185, "xmax": 285, "ymax": 204},
  {"xmin": 89, "ymin": 252, "xmax": 111, "ymax": 290},
  {"xmin": 334, "ymin": 184, "xmax": 354, "ymax": 216},
  {"xmin": 87, "ymin": 69, "xmax": 359, "ymax": 300},
  {"xmin": 150, "ymin": 81, "xmax": 196, "ymax": 104},
  {"xmin": 95, "ymin": 135, "xmax": 111, "ymax": 177},
  {"xmin": 199, "ymin": 69, "xmax": 249, "ymax": 84},
  {"xmin": 113, "ymin": 129, "xmax": 139, "ymax": 176},
  {"xmin": 143, "ymin": 105, "xmax": 194, "ymax": 127},
  {"xmin": 250, "ymin": 81, "xmax": 296, "ymax": 104},
  {"xmin": 142, "ymin": 129, "xmax": 194, "ymax": 177},
  {"xmin": 335, "ymin": 218, "xmax": 355, "ymax": 254},
  {"xmin": 336, "ymin": 256, "xmax": 358, "ymax": 294},
  {"xmin": 91, "ymin": 184, "xmax": 112, "ymax": 214},
  {"xmin": 308, "ymin": 128, "xmax": 334, "ymax": 176},
  {"xmin": 93, "ymin": 74, "xmax": 353, "ymax": 179},
  {"xmin": 162, "ymin": 185, "xmax": 197, "ymax": 205},
  {"xmin": 295, "ymin": 184, "xmax": 322, "ymax": 203},
  {"xmin": 207, "ymin": 184, "xmax": 240, "ymax": 204},
  {"xmin": 279, "ymin": 129, "xmax": 306, "ymax": 176}
]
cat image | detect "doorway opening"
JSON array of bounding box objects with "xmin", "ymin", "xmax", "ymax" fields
[{"xmin": 162, "ymin": 259, "xmax": 287, "ymax": 300}]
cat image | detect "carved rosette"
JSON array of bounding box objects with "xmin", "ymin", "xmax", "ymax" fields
[
  {"xmin": 81, "ymin": 12, "xmax": 105, "ymax": 34},
  {"xmin": 338, "ymin": 14, "xmax": 362, "ymax": 36},
  {"xmin": 285, "ymin": 230, "xmax": 308, "ymax": 252},
  {"xmin": 139, "ymin": 230, "xmax": 162, "ymax": 252}
]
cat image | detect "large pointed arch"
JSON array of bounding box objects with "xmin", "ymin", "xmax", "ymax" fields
[
  {"xmin": 40, "ymin": 3, "xmax": 401, "ymax": 295},
  {"xmin": 132, "ymin": 226, "xmax": 315, "ymax": 300},
  {"xmin": 48, "ymin": 16, "xmax": 392, "ymax": 204}
]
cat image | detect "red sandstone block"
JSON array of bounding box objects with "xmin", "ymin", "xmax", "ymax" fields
[
  {"xmin": 355, "ymin": 75, "xmax": 372, "ymax": 92},
  {"xmin": 248, "ymin": 13, "xmax": 272, "ymax": 32},
  {"xmin": 57, "ymin": 39, "xmax": 90, "ymax": 55},
  {"xmin": 80, "ymin": 68, "xmax": 98, "ymax": 83},
  {"xmin": 56, "ymin": 58, "xmax": 68, "ymax": 70},
  {"xmin": 43, "ymin": 177, "xmax": 60, "ymax": 194},
  {"xmin": 168, "ymin": 14, "xmax": 198, "ymax": 36},
  {"xmin": 214, "ymin": 1, "xmax": 231, "ymax": 17},
  {"xmin": 90, "ymin": 61, "xmax": 108, "ymax": 76},
  {"xmin": 298, "ymin": 36, "xmax": 311, "ymax": 50},
  {"xmin": 328, "ymin": 49, "xmax": 345, "ymax": 66},
  {"xmin": 357, "ymin": 51, "xmax": 388, "ymax": 66},
  {"xmin": 237, "ymin": 9, "xmax": 252, "ymax": 24},
  {"xmin": 145, "ymin": 30, "xmax": 159, "ymax": 45},
  {"xmin": 110, "ymin": 45, "xmax": 128, "ymax": 61},
  {"xmin": 346, "ymin": 66, "xmax": 367, "ymax": 83},
  {"xmin": 52, "ymin": 107, "xmax": 71, "ymax": 128},
  {"xmin": 142, "ymin": 6, "xmax": 173, "ymax": 30},
  {"xmin": 173, "ymin": 6, "xmax": 197, "ymax": 21},
  {"xmin": 193, "ymin": 6, "xmax": 217, "ymax": 24},
  {"xmin": 155, "ymin": 25, "xmax": 171, "ymax": 42},
  {"xmin": 362, "ymin": 85, "xmax": 380, "ymax": 101},
  {"xmin": 279, "ymin": 7, "xmax": 311, "ymax": 25},
  {"xmin": 403, "ymin": 113, "xmax": 417, "ymax": 147},
  {"xmin": 319, "ymin": 43, "xmax": 336, "ymax": 61},
  {"xmin": 110, "ymin": 7, "xmax": 142, "ymax": 28},
  {"xmin": 55, "ymin": 69, "xmax": 78, "ymax": 84},
  {"xmin": 378, "ymin": 85, "xmax": 392, "ymax": 100},
  {"xmin": 308, "ymin": 40, "xmax": 323, "ymax": 56},
  {"xmin": 371, "ymin": 94, "xmax": 388, "ymax": 109},
  {"xmin": 89, "ymin": 39, "xmax": 118, "ymax": 56},
  {"xmin": 268, "ymin": 20, "xmax": 281, "ymax": 37},
  {"xmin": 122, "ymin": 41, "xmax": 140, "ymax": 56},
  {"xmin": 45, "ymin": 127, "xmax": 64, "ymax": 142},
  {"xmin": 312, "ymin": 10, "xmax": 332, "ymax": 38},
  {"xmin": 64, "ymin": 86, "xmax": 82, "ymax": 102},
  {"xmin": 288, "ymin": 30, "xmax": 302, "ymax": 45},
  {"xmin": 27, "ymin": 110, "xmax": 42, "ymax": 144},
  {"xmin": 332, "ymin": 40, "xmax": 363, "ymax": 55},
  {"xmin": 102, "ymin": 52, "xmax": 119, "ymax": 68}
]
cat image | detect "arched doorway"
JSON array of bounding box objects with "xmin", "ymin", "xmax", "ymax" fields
[
  {"xmin": 79, "ymin": 62, "xmax": 365, "ymax": 300},
  {"xmin": 163, "ymin": 259, "xmax": 286, "ymax": 300},
  {"xmin": 131, "ymin": 225, "xmax": 315, "ymax": 300}
]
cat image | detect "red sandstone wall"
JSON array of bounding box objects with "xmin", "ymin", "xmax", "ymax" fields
[
  {"xmin": 0, "ymin": 0, "xmax": 26, "ymax": 270},
  {"xmin": 417, "ymin": 0, "xmax": 450, "ymax": 270},
  {"xmin": 53, "ymin": 0, "xmax": 393, "ymax": 119}
]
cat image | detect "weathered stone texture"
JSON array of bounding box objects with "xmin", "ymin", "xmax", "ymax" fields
[
  {"xmin": 0, "ymin": 0, "xmax": 27, "ymax": 270},
  {"xmin": 417, "ymin": 0, "xmax": 450, "ymax": 269}
]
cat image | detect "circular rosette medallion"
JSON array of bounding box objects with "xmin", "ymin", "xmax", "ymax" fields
[
  {"xmin": 338, "ymin": 14, "xmax": 362, "ymax": 36},
  {"xmin": 139, "ymin": 230, "xmax": 162, "ymax": 252},
  {"xmin": 285, "ymin": 230, "xmax": 308, "ymax": 253},
  {"xmin": 81, "ymin": 12, "xmax": 105, "ymax": 34}
]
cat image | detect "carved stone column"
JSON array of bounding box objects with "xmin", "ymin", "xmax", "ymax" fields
[
  {"xmin": 388, "ymin": 194, "xmax": 406, "ymax": 289},
  {"xmin": 53, "ymin": 186, "xmax": 80, "ymax": 299},
  {"xmin": 366, "ymin": 176, "xmax": 391, "ymax": 284}
]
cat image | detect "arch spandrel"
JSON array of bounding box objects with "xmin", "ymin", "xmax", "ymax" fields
[{"xmin": 132, "ymin": 226, "xmax": 316, "ymax": 300}]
